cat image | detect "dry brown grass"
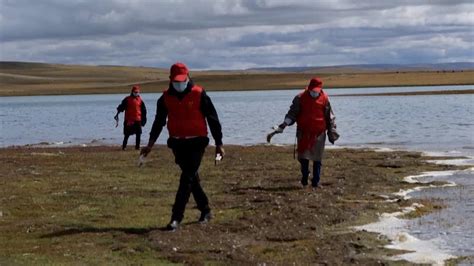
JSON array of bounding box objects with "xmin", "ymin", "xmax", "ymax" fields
[{"xmin": 1, "ymin": 62, "xmax": 473, "ymax": 96}]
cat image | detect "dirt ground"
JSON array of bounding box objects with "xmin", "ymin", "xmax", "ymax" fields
[{"xmin": 0, "ymin": 145, "xmax": 465, "ymax": 264}]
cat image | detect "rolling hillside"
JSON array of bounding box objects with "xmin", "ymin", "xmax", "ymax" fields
[{"xmin": 1, "ymin": 61, "xmax": 473, "ymax": 96}]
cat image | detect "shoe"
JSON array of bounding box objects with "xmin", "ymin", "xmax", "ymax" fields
[
  {"xmin": 166, "ymin": 220, "xmax": 179, "ymax": 231},
  {"xmin": 301, "ymin": 177, "xmax": 308, "ymax": 187},
  {"xmin": 198, "ymin": 211, "xmax": 212, "ymax": 224}
]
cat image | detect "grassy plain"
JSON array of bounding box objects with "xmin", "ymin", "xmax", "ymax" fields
[
  {"xmin": 1, "ymin": 62, "xmax": 473, "ymax": 96},
  {"xmin": 0, "ymin": 145, "xmax": 467, "ymax": 264}
]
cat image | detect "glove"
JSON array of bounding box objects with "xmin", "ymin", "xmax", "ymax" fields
[
  {"xmin": 215, "ymin": 145, "xmax": 225, "ymax": 165},
  {"xmin": 141, "ymin": 118, "xmax": 147, "ymax": 127},
  {"xmin": 273, "ymin": 123, "xmax": 286, "ymax": 133},
  {"xmin": 274, "ymin": 127, "xmax": 284, "ymax": 133}
]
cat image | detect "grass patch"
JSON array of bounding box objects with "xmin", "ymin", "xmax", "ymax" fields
[{"xmin": 0, "ymin": 145, "xmax": 462, "ymax": 264}]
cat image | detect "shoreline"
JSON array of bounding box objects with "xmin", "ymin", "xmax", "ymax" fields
[
  {"xmin": 2, "ymin": 65, "xmax": 474, "ymax": 96},
  {"xmin": 1, "ymin": 85, "xmax": 474, "ymax": 97},
  {"xmin": 354, "ymin": 165, "xmax": 473, "ymax": 265},
  {"xmin": 0, "ymin": 145, "xmax": 470, "ymax": 264},
  {"xmin": 332, "ymin": 89, "xmax": 474, "ymax": 97}
]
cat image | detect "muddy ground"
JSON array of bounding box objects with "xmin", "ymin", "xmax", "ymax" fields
[{"xmin": 0, "ymin": 145, "xmax": 464, "ymax": 265}]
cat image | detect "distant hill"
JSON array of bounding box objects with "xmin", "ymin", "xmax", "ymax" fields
[
  {"xmin": 247, "ymin": 62, "xmax": 474, "ymax": 73},
  {"xmin": 1, "ymin": 61, "xmax": 474, "ymax": 96}
]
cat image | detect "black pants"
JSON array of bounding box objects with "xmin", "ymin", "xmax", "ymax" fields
[
  {"xmin": 122, "ymin": 133, "xmax": 140, "ymax": 150},
  {"xmin": 122, "ymin": 122, "xmax": 142, "ymax": 150},
  {"xmin": 299, "ymin": 159, "xmax": 322, "ymax": 186},
  {"xmin": 168, "ymin": 137, "xmax": 210, "ymax": 222}
]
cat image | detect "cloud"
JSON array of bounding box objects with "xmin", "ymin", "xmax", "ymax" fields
[{"xmin": 0, "ymin": 0, "xmax": 473, "ymax": 69}]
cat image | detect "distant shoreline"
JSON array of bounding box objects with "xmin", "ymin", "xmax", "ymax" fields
[
  {"xmin": 332, "ymin": 89, "xmax": 474, "ymax": 97},
  {"xmin": 1, "ymin": 86, "xmax": 473, "ymax": 97},
  {"xmin": 1, "ymin": 62, "xmax": 473, "ymax": 96}
]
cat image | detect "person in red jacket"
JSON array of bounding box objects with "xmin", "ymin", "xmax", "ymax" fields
[
  {"xmin": 114, "ymin": 85, "xmax": 147, "ymax": 150},
  {"xmin": 267, "ymin": 77, "xmax": 339, "ymax": 189},
  {"xmin": 140, "ymin": 62, "xmax": 224, "ymax": 231}
]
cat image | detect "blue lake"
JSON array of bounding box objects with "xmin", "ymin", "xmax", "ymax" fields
[{"xmin": 1, "ymin": 85, "xmax": 473, "ymax": 157}]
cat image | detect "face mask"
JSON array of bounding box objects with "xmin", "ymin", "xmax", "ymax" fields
[
  {"xmin": 132, "ymin": 92, "xmax": 139, "ymax": 97},
  {"xmin": 309, "ymin": 90, "xmax": 320, "ymax": 98},
  {"xmin": 172, "ymin": 80, "xmax": 189, "ymax": 92}
]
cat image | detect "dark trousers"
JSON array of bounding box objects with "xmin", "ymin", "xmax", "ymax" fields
[
  {"xmin": 122, "ymin": 133, "xmax": 140, "ymax": 150},
  {"xmin": 299, "ymin": 159, "xmax": 322, "ymax": 186},
  {"xmin": 169, "ymin": 138, "xmax": 210, "ymax": 222},
  {"xmin": 122, "ymin": 122, "xmax": 142, "ymax": 150}
]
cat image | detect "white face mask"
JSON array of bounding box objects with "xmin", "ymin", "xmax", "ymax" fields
[
  {"xmin": 172, "ymin": 80, "xmax": 189, "ymax": 92},
  {"xmin": 132, "ymin": 92, "xmax": 139, "ymax": 97},
  {"xmin": 309, "ymin": 90, "xmax": 320, "ymax": 98}
]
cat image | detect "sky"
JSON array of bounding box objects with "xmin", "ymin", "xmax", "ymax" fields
[{"xmin": 0, "ymin": 0, "xmax": 473, "ymax": 70}]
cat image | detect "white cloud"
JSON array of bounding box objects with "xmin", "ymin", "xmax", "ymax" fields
[{"xmin": 0, "ymin": 0, "xmax": 473, "ymax": 69}]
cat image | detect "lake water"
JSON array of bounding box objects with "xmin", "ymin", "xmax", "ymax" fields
[
  {"xmin": 1, "ymin": 85, "xmax": 473, "ymax": 263},
  {"xmin": 1, "ymin": 85, "xmax": 473, "ymax": 154},
  {"xmin": 408, "ymin": 168, "xmax": 474, "ymax": 258}
]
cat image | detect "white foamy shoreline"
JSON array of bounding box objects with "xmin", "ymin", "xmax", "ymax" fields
[{"xmin": 354, "ymin": 155, "xmax": 474, "ymax": 265}]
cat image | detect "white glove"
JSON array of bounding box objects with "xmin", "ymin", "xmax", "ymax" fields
[{"xmin": 272, "ymin": 125, "xmax": 285, "ymax": 133}]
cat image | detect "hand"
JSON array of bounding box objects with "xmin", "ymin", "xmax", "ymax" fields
[
  {"xmin": 140, "ymin": 146, "xmax": 152, "ymax": 157},
  {"xmin": 215, "ymin": 145, "xmax": 225, "ymax": 159},
  {"xmin": 273, "ymin": 126, "xmax": 283, "ymax": 133},
  {"xmin": 327, "ymin": 131, "xmax": 340, "ymax": 145},
  {"xmin": 267, "ymin": 123, "xmax": 286, "ymax": 143},
  {"xmin": 273, "ymin": 123, "xmax": 286, "ymax": 133},
  {"xmin": 114, "ymin": 115, "xmax": 119, "ymax": 128}
]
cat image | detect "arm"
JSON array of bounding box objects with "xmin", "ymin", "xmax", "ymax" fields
[
  {"xmin": 141, "ymin": 95, "xmax": 167, "ymax": 155},
  {"xmin": 200, "ymin": 91, "xmax": 223, "ymax": 146},
  {"xmin": 200, "ymin": 91, "xmax": 224, "ymax": 157},
  {"xmin": 267, "ymin": 95, "xmax": 300, "ymax": 143},
  {"xmin": 325, "ymin": 101, "xmax": 339, "ymax": 144},
  {"xmin": 115, "ymin": 97, "xmax": 127, "ymax": 119},
  {"xmin": 282, "ymin": 95, "xmax": 301, "ymax": 127},
  {"xmin": 140, "ymin": 100, "xmax": 147, "ymax": 126}
]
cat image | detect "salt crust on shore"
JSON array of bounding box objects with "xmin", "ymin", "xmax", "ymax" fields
[
  {"xmin": 356, "ymin": 155, "xmax": 474, "ymax": 265},
  {"xmin": 354, "ymin": 163, "xmax": 473, "ymax": 265}
]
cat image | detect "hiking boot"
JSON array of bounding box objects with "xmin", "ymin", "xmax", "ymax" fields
[
  {"xmin": 166, "ymin": 220, "xmax": 179, "ymax": 231},
  {"xmin": 198, "ymin": 211, "xmax": 212, "ymax": 224}
]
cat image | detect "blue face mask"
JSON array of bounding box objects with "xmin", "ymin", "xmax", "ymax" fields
[
  {"xmin": 172, "ymin": 80, "xmax": 189, "ymax": 92},
  {"xmin": 309, "ymin": 90, "xmax": 320, "ymax": 98}
]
